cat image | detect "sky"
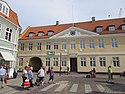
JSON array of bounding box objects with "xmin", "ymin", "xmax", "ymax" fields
[{"xmin": 7, "ymin": 0, "xmax": 125, "ymax": 31}]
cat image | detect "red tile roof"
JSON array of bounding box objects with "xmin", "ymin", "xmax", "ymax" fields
[
  {"xmin": 0, "ymin": 8, "xmax": 21, "ymax": 27},
  {"xmin": 19, "ymin": 18, "xmax": 125, "ymax": 40}
]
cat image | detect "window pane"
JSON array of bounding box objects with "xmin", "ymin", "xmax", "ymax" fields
[
  {"xmin": 46, "ymin": 58, "xmax": 50, "ymax": 66},
  {"xmin": 54, "ymin": 58, "xmax": 58, "ymax": 66},
  {"xmin": 62, "ymin": 41, "xmax": 66, "ymax": 49},
  {"xmin": 90, "ymin": 57, "xmax": 96, "ymax": 66},
  {"xmin": 71, "ymin": 41, "xmax": 75, "ymax": 49},
  {"xmin": 89, "ymin": 40, "xmax": 94, "ymax": 48},
  {"xmin": 81, "ymin": 57, "xmax": 86, "ymax": 66},
  {"xmin": 80, "ymin": 40, "xmax": 85, "ymax": 48}
]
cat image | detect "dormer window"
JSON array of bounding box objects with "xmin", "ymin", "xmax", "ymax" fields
[
  {"xmin": 29, "ymin": 32, "xmax": 35, "ymax": 37},
  {"xmin": 108, "ymin": 25, "xmax": 115, "ymax": 31},
  {"xmin": 38, "ymin": 31, "xmax": 44, "ymax": 36},
  {"xmin": 121, "ymin": 24, "xmax": 125, "ymax": 30},
  {"xmin": 0, "ymin": 1, "xmax": 10, "ymax": 16},
  {"xmin": 48, "ymin": 30, "xmax": 54, "ymax": 36},
  {"xmin": 96, "ymin": 26, "xmax": 103, "ymax": 32}
]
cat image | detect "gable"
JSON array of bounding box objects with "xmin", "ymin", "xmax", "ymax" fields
[{"xmin": 50, "ymin": 26, "xmax": 99, "ymax": 39}]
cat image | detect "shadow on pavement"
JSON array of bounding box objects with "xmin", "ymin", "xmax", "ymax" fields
[{"xmin": 7, "ymin": 85, "xmax": 27, "ymax": 91}]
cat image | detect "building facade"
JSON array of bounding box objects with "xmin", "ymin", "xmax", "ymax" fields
[
  {"xmin": 18, "ymin": 18, "xmax": 125, "ymax": 73},
  {"xmin": 0, "ymin": 0, "xmax": 21, "ymax": 69}
]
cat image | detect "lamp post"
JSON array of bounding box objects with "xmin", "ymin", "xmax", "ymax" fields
[{"xmin": 59, "ymin": 51, "xmax": 62, "ymax": 76}]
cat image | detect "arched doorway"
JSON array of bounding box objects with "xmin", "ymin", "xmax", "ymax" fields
[{"xmin": 29, "ymin": 57, "xmax": 42, "ymax": 72}]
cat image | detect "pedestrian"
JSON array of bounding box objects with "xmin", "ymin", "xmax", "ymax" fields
[
  {"xmin": 27, "ymin": 66, "xmax": 34, "ymax": 88},
  {"xmin": 13, "ymin": 66, "xmax": 18, "ymax": 78},
  {"xmin": 0, "ymin": 65, "xmax": 6, "ymax": 89},
  {"xmin": 48, "ymin": 67, "xmax": 55, "ymax": 84},
  {"xmin": 92, "ymin": 68, "xmax": 96, "ymax": 78},
  {"xmin": 67, "ymin": 66, "xmax": 70, "ymax": 75},
  {"xmin": 107, "ymin": 66, "xmax": 113, "ymax": 83},
  {"xmin": 38, "ymin": 66, "xmax": 45, "ymax": 85},
  {"xmin": 21, "ymin": 66, "xmax": 28, "ymax": 87}
]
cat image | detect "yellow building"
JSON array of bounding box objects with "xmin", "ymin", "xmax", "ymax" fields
[{"xmin": 18, "ymin": 17, "xmax": 125, "ymax": 73}]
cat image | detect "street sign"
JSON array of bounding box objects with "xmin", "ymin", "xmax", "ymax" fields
[{"xmin": 47, "ymin": 51, "xmax": 55, "ymax": 55}]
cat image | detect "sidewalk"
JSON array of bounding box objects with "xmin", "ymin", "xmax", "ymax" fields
[{"xmin": 0, "ymin": 72, "xmax": 60, "ymax": 94}]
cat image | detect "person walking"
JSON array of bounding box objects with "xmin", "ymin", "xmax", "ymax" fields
[
  {"xmin": 0, "ymin": 65, "xmax": 6, "ymax": 89},
  {"xmin": 48, "ymin": 67, "xmax": 55, "ymax": 84},
  {"xmin": 107, "ymin": 66, "xmax": 113, "ymax": 83},
  {"xmin": 27, "ymin": 66, "xmax": 34, "ymax": 88},
  {"xmin": 21, "ymin": 66, "xmax": 28, "ymax": 87},
  {"xmin": 38, "ymin": 66, "xmax": 45, "ymax": 85}
]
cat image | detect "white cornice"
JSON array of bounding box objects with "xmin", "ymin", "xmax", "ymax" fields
[
  {"xmin": 19, "ymin": 33, "xmax": 125, "ymax": 42},
  {"xmin": 18, "ymin": 52, "xmax": 125, "ymax": 57}
]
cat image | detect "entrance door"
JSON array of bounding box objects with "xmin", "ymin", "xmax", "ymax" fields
[{"xmin": 70, "ymin": 58, "xmax": 77, "ymax": 72}]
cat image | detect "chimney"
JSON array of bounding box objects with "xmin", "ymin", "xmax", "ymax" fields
[
  {"xmin": 56, "ymin": 21, "xmax": 59, "ymax": 25},
  {"xmin": 92, "ymin": 17, "xmax": 95, "ymax": 22}
]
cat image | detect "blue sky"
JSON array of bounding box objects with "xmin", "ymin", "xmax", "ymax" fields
[{"xmin": 7, "ymin": 0, "xmax": 125, "ymax": 31}]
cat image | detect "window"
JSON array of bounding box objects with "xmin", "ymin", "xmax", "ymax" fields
[
  {"xmin": 108, "ymin": 26, "xmax": 115, "ymax": 31},
  {"xmin": 96, "ymin": 27, "xmax": 103, "ymax": 32},
  {"xmin": 2, "ymin": 5, "xmax": 5, "ymax": 13},
  {"xmin": 81, "ymin": 57, "xmax": 86, "ymax": 66},
  {"xmin": 89, "ymin": 40, "xmax": 94, "ymax": 48},
  {"xmin": 113, "ymin": 57, "xmax": 120, "ymax": 67},
  {"xmin": 99, "ymin": 39, "xmax": 104, "ymax": 48},
  {"xmin": 0, "ymin": 3, "xmax": 9, "ymax": 16},
  {"xmin": 38, "ymin": 32, "xmax": 44, "ymax": 36},
  {"xmin": 28, "ymin": 43, "xmax": 33, "ymax": 50},
  {"xmin": 5, "ymin": 28, "xmax": 12, "ymax": 41},
  {"xmin": 80, "ymin": 40, "xmax": 85, "ymax": 48},
  {"xmin": 20, "ymin": 43, "xmax": 24, "ymax": 51},
  {"xmin": 46, "ymin": 58, "xmax": 50, "ymax": 66},
  {"xmin": 37, "ymin": 42, "xmax": 42, "ymax": 50},
  {"xmin": 70, "ymin": 40, "xmax": 75, "ymax": 49},
  {"xmin": 53, "ymin": 58, "xmax": 58, "ymax": 66},
  {"xmin": 62, "ymin": 58, "xmax": 66, "ymax": 66},
  {"xmin": 54, "ymin": 42, "xmax": 58, "ymax": 49},
  {"xmin": 111, "ymin": 38, "xmax": 118, "ymax": 48},
  {"xmin": 62, "ymin": 41, "xmax": 66, "ymax": 49},
  {"xmin": 0, "ymin": 3, "xmax": 2, "ymax": 11},
  {"xmin": 48, "ymin": 30, "xmax": 54, "ymax": 36},
  {"xmin": 29, "ymin": 32, "xmax": 35, "ymax": 37},
  {"xmin": 99, "ymin": 57, "xmax": 106, "ymax": 67},
  {"xmin": 70, "ymin": 31, "xmax": 75, "ymax": 35},
  {"xmin": 19, "ymin": 58, "xmax": 23, "ymax": 66},
  {"xmin": 90, "ymin": 57, "xmax": 96, "ymax": 66},
  {"xmin": 0, "ymin": 23, "xmax": 2, "ymax": 33},
  {"xmin": 121, "ymin": 25, "xmax": 125, "ymax": 30},
  {"xmin": 46, "ymin": 42, "xmax": 51, "ymax": 50}
]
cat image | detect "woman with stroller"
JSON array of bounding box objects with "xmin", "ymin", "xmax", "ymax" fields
[{"xmin": 37, "ymin": 66, "xmax": 45, "ymax": 85}]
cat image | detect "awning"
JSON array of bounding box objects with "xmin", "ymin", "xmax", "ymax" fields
[{"xmin": 0, "ymin": 51, "xmax": 15, "ymax": 61}]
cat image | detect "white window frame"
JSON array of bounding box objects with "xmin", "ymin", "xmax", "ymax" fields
[
  {"xmin": 62, "ymin": 41, "xmax": 66, "ymax": 49},
  {"xmin": 108, "ymin": 26, "xmax": 115, "ymax": 31},
  {"xmin": 28, "ymin": 43, "xmax": 33, "ymax": 51},
  {"xmin": 0, "ymin": 23, "xmax": 2, "ymax": 36},
  {"xmin": 5, "ymin": 28, "xmax": 12, "ymax": 41},
  {"xmin": 46, "ymin": 58, "xmax": 50, "ymax": 66},
  {"xmin": 46, "ymin": 42, "xmax": 51, "ymax": 50},
  {"xmin": 121, "ymin": 25, "xmax": 125, "ymax": 30},
  {"xmin": 89, "ymin": 40, "xmax": 94, "ymax": 48},
  {"xmin": 0, "ymin": 3, "xmax": 2, "ymax": 12},
  {"xmin": 111, "ymin": 38, "xmax": 118, "ymax": 48},
  {"xmin": 99, "ymin": 57, "xmax": 106, "ymax": 67},
  {"xmin": 113, "ymin": 57, "xmax": 120, "ymax": 67},
  {"xmin": 37, "ymin": 42, "xmax": 42, "ymax": 50},
  {"xmin": 54, "ymin": 42, "xmax": 58, "ymax": 49},
  {"xmin": 80, "ymin": 40, "xmax": 85, "ymax": 49},
  {"xmin": 19, "ymin": 58, "xmax": 23, "ymax": 66},
  {"xmin": 62, "ymin": 58, "xmax": 66, "ymax": 66},
  {"xmin": 20, "ymin": 43, "xmax": 24, "ymax": 51},
  {"xmin": 53, "ymin": 58, "xmax": 58, "ymax": 66},
  {"xmin": 90, "ymin": 57, "xmax": 96, "ymax": 66},
  {"xmin": 0, "ymin": 2, "xmax": 9, "ymax": 16},
  {"xmin": 99, "ymin": 39, "xmax": 104, "ymax": 48},
  {"xmin": 96, "ymin": 27, "xmax": 103, "ymax": 32},
  {"xmin": 80, "ymin": 57, "xmax": 86, "ymax": 66},
  {"xmin": 70, "ymin": 40, "xmax": 76, "ymax": 49}
]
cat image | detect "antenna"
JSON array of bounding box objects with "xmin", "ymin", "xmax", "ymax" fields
[{"xmin": 118, "ymin": 8, "xmax": 122, "ymax": 17}]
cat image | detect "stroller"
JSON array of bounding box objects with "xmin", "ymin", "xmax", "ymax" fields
[{"xmin": 35, "ymin": 76, "xmax": 45, "ymax": 86}]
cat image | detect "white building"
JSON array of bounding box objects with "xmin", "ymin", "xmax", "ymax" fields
[{"xmin": 0, "ymin": 0, "xmax": 21, "ymax": 69}]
